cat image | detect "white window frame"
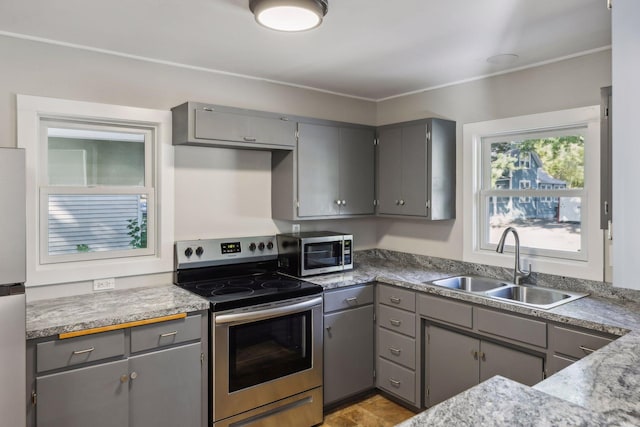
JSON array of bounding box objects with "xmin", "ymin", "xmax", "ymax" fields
[
  {"xmin": 518, "ymin": 152, "xmax": 531, "ymax": 169},
  {"xmin": 17, "ymin": 94, "xmax": 174, "ymax": 286},
  {"xmin": 463, "ymin": 106, "xmax": 602, "ymax": 281}
]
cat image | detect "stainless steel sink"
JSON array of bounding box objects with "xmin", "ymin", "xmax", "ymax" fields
[
  {"xmin": 484, "ymin": 285, "xmax": 587, "ymax": 310},
  {"xmin": 427, "ymin": 275, "xmax": 588, "ymax": 309},
  {"xmin": 429, "ymin": 275, "xmax": 511, "ymax": 293}
]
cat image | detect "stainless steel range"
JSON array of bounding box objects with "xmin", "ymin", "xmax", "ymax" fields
[{"xmin": 174, "ymin": 235, "xmax": 324, "ymax": 427}]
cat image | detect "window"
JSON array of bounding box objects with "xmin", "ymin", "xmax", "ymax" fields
[
  {"xmin": 18, "ymin": 95, "xmax": 174, "ymax": 286},
  {"xmin": 40, "ymin": 120, "xmax": 154, "ymax": 263},
  {"xmin": 463, "ymin": 106, "xmax": 602, "ymax": 281}
]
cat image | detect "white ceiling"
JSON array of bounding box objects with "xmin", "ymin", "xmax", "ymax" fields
[{"xmin": 0, "ymin": 0, "xmax": 611, "ymax": 101}]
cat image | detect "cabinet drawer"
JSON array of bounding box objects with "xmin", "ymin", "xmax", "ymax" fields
[
  {"xmin": 37, "ymin": 330, "xmax": 125, "ymax": 373},
  {"xmin": 378, "ymin": 284, "xmax": 415, "ymax": 312},
  {"xmin": 476, "ymin": 308, "xmax": 547, "ymax": 348},
  {"xmin": 378, "ymin": 305, "xmax": 415, "ymax": 338},
  {"xmin": 417, "ymin": 294, "xmax": 473, "ymax": 329},
  {"xmin": 377, "ymin": 357, "xmax": 415, "ymax": 404},
  {"xmin": 551, "ymin": 325, "xmax": 613, "ymax": 359},
  {"xmin": 377, "ymin": 327, "xmax": 416, "ymax": 369},
  {"xmin": 549, "ymin": 354, "xmax": 576, "ymax": 376},
  {"xmin": 131, "ymin": 315, "xmax": 201, "ymax": 353},
  {"xmin": 324, "ymin": 285, "xmax": 374, "ymax": 313}
]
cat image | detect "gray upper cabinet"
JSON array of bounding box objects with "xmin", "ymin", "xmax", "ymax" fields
[
  {"xmin": 172, "ymin": 102, "xmax": 296, "ymax": 150},
  {"xmin": 273, "ymin": 121, "xmax": 375, "ymax": 220},
  {"xmin": 377, "ymin": 118, "xmax": 456, "ymax": 219}
]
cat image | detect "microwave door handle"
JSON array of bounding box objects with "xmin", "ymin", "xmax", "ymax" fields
[{"xmin": 215, "ymin": 297, "xmax": 322, "ymax": 326}]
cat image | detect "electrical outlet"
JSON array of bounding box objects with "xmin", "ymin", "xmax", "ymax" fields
[
  {"xmin": 292, "ymin": 223, "xmax": 300, "ymax": 234},
  {"xmin": 93, "ymin": 278, "xmax": 115, "ymax": 291}
]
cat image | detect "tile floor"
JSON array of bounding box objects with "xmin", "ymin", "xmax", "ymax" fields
[{"xmin": 319, "ymin": 394, "xmax": 416, "ymax": 427}]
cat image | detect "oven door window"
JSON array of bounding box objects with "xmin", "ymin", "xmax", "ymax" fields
[
  {"xmin": 228, "ymin": 310, "xmax": 312, "ymax": 392},
  {"xmin": 303, "ymin": 241, "xmax": 342, "ymax": 270}
]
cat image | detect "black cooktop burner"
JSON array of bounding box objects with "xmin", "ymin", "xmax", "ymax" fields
[{"xmin": 174, "ymin": 260, "xmax": 323, "ymax": 312}]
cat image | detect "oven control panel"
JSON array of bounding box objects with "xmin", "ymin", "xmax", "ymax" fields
[{"xmin": 175, "ymin": 235, "xmax": 278, "ymax": 269}]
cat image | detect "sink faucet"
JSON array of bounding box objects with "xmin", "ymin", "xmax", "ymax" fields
[{"xmin": 496, "ymin": 227, "xmax": 531, "ymax": 285}]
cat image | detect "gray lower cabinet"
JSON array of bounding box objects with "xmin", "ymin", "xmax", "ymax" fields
[
  {"xmin": 426, "ymin": 325, "xmax": 544, "ymax": 407},
  {"xmin": 323, "ymin": 285, "xmax": 375, "ymax": 406},
  {"xmin": 31, "ymin": 314, "xmax": 205, "ymax": 427},
  {"xmin": 377, "ymin": 118, "xmax": 456, "ymax": 219},
  {"xmin": 129, "ymin": 343, "xmax": 201, "ymax": 427},
  {"xmin": 296, "ymin": 122, "xmax": 375, "ymax": 218},
  {"xmin": 547, "ymin": 324, "xmax": 614, "ymax": 376},
  {"xmin": 376, "ymin": 284, "xmax": 420, "ymax": 408},
  {"xmin": 36, "ymin": 359, "xmax": 129, "ymax": 427}
]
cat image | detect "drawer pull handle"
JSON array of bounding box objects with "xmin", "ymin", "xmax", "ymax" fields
[
  {"xmin": 345, "ymin": 297, "xmax": 358, "ymax": 304},
  {"xmin": 579, "ymin": 345, "xmax": 597, "ymax": 354},
  {"xmin": 389, "ymin": 296, "xmax": 401, "ymax": 304},
  {"xmin": 389, "ymin": 378, "xmax": 401, "ymax": 388},
  {"xmin": 72, "ymin": 347, "xmax": 95, "ymax": 355},
  {"xmin": 243, "ymin": 137, "xmax": 257, "ymax": 142},
  {"xmin": 389, "ymin": 347, "xmax": 402, "ymax": 356},
  {"xmin": 160, "ymin": 331, "xmax": 178, "ymax": 338},
  {"xmin": 389, "ymin": 319, "xmax": 402, "ymax": 327}
]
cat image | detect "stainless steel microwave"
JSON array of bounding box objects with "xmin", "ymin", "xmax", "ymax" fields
[{"xmin": 276, "ymin": 231, "xmax": 353, "ymax": 277}]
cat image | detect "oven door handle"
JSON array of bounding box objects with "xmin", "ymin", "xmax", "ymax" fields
[{"xmin": 214, "ymin": 296, "xmax": 322, "ymax": 325}]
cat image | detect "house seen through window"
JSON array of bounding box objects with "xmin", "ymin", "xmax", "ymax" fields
[
  {"xmin": 481, "ymin": 128, "xmax": 585, "ymax": 259},
  {"xmin": 40, "ymin": 120, "xmax": 155, "ymax": 263}
]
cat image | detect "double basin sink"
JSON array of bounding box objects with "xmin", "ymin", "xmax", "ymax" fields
[{"xmin": 427, "ymin": 276, "xmax": 588, "ymax": 310}]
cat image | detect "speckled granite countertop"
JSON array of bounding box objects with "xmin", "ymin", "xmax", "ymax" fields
[
  {"xmin": 26, "ymin": 249, "xmax": 640, "ymax": 425},
  {"xmin": 26, "ymin": 285, "xmax": 209, "ymax": 339},
  {"xmin": 307, "ymin": 251, "xmax": 640, "ymax": 426}
]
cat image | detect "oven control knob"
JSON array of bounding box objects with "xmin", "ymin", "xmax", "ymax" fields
[
  {"xmin": 267, "ymin": 241, "xmax": 274, "ymax": 250},
  {"xmin": 195, "ymin": 246, "xmax": 204, "ymax": 256},
  {"xmin": 258, "ymin": 242, "xmax": 265, "ymax": 251},
  {"xmin": 184, "ymin": 247, "xmax": 193, "ymax": 257},
  {"xmin": 249, "ymin": 243, "xmax": 256, "ymax": 251}
]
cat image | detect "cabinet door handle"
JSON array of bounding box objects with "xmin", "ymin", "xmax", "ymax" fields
[
  {"xmin": 481, "ymin": 352, "xmax": 486, "ymax": 361},
  {"xmin": 389, "ymin": 296, "xmax": 401, "ymax": 304},
  {"xmin": 579, "ymin": 345, "xmax": 597, "ymax": 354},
  {"xmin": 389, "ymin": 378, "xmax": 401, "ymax": 388},
  {"xmin": 335, "ymin": 200, "xmax": 342, "ymax": 206},
  {"xmin": 72, "ymin": 347, "xmax": 95, "ymax": 355},
  {"xmin": 160, "ymin": 331, "xmax": 178, "ymax": 338},
  {"xmin": 120, "ymin": 374, "xmax": 129, "ymax": 383},
  {"xmin": 389, "ymin": 318, "xmax": 402, "ymax": 327},
  {"xmin": 472, "ymin": 350, "xmax": 478, "ymax": 360},
  {"xmin": 389, "ymin": 347, "xmax": 402, "ymax": 356},
  {"xmin": 399, "ymin": 199, "xmax": 405, "ymax": 206},
  {"xmin": 395, "ymin": 200, "xmax": 400, "ymax": 205},
  {"xmin": 345, "ymin": 297, "xmax": 358, "ymax": 305},
  {"xmin": 130, "ymin": 371, "xmax": 138, "ymax": 380},
  {"xmin": 243, "ymin": 136, "xmax": 257, "ymax": 142},
  {"xmin": 341, "ymin": 200, "xmax": 347, "ymax": 206}
]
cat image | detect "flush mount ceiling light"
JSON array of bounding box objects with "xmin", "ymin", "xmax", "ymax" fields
[{"xmin": 249, "ymin": 0, "xmax": 329, "ymax": 32}]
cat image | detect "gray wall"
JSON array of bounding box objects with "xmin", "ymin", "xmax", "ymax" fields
[
  {"xmin": 0, "ymin": 35, "xmax": 611, "ymax": 297},
  {"xmin": 375, "ymin": 49, "xmax": 611, "ymax": 261}
]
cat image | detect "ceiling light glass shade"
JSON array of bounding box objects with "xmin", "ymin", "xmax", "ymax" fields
[{"xmin": 250, "ymin": 0, "xmax": 328, "ymax": 32}]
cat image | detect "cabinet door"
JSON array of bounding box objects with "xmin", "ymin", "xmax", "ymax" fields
[
  {"xmin": 194, "ymin": 108, "xmax": 295, "ymax": 147},
  {"xmin": 339, "ymin": 127, "xmax": 375, "ymax": 215},
  {"xmin": 426, "ymin": 326, "xmax": 479, "ymax": 407},
  {"xmin": 377, "ymin": 127, "xmax": 403, "ymax": 215},
  {"xmin": 401, "ymin": 124, "xmax": 428, "ymax": 216},
  {"xmin": 323, "ymin": 305, "xmax": 374, "ymax": 405},
  {"xmin": 297, "ymin": 123, "xmax": 340, "ymax": 217},
  {"xmin": 36, "ymin": 359, "xmax": 129, "ymax": 427},
  {"xmin": 129, "ymin": 343, "xmax": 202, "ymax": 427},
  {"xmin": 479, "ymin": 341, "xmax": 544, "ymax": 386}
]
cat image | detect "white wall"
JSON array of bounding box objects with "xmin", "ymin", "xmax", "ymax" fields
[
  {"xmin": 375, "ymin": 50, "xmax": 612, "ymax": 260},
  {"xmin": 612, "ymin": 0, "xmax": 640, "ymax": 289}
]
